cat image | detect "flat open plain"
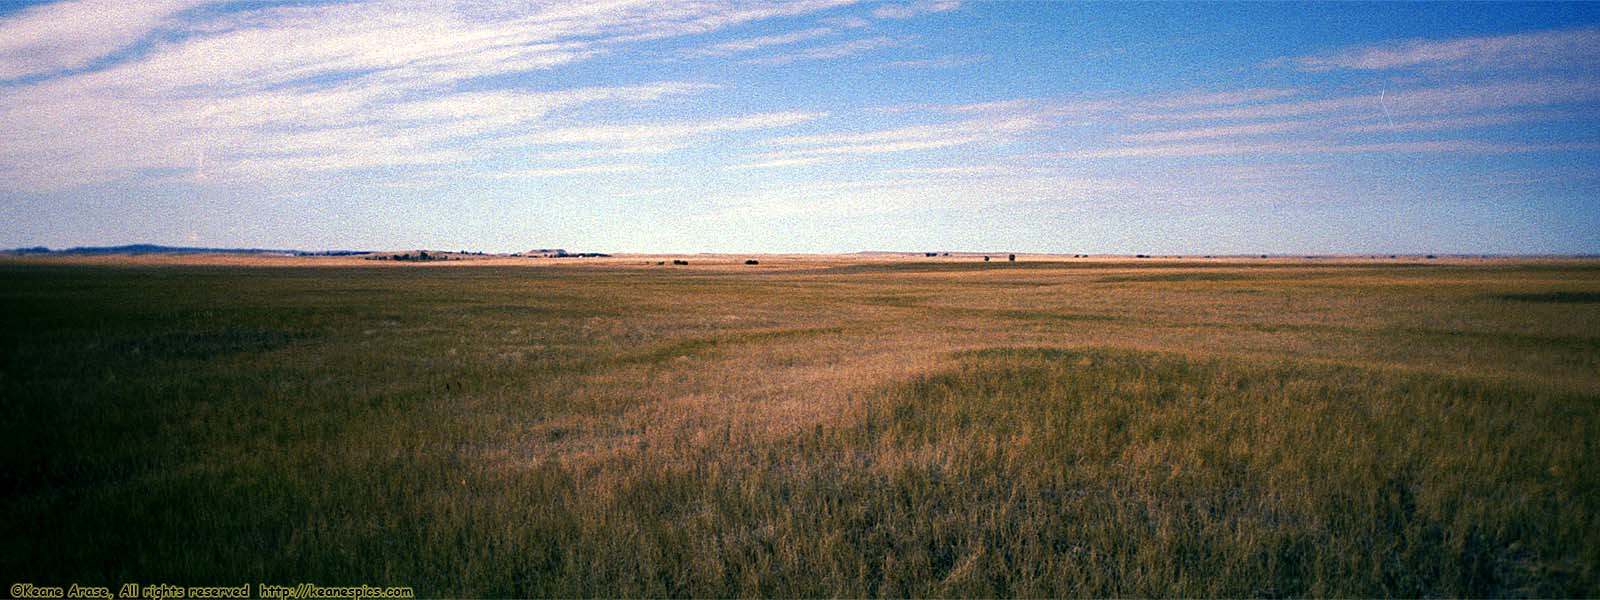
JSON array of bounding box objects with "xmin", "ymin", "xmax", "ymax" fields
[{"xmin": 2, "ymin": 254, "xmax": 1596, "ymax": 596}]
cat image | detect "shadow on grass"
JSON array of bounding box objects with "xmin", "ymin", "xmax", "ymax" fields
[{"xmin": 1495, "ymin": 291, "xmax": 1600, "ymax": 304}]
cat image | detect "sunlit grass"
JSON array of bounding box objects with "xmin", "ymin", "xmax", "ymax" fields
[{"xmin": 2, "ymin": 259, "xmax": 1596, "ymax": 596}]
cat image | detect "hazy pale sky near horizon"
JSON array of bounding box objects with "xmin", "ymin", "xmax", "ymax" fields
[{"xmin": 1, "ymin": 1, "xmax": 1598, "ymax": 254}]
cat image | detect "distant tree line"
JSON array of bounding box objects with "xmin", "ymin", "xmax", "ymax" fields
[
  {"xmin": 527, "ymin": 249, "xmax": 612, "ymax": 258},
  {"xmin": 367, "ymin": 251, "xmax": 452, "ymax": 262}
]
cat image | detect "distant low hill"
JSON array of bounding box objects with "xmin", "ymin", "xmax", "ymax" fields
[
  {"xmin": 3, "ymin": 244, "xmax": 369, "ymax": 256},
  {"xmin": 520, "ymin": 248, "xmax": 612, "ymax": 258}
]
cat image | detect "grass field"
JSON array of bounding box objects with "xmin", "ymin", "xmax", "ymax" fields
[{"xmin": 2, "ymin": 256, "xmax": 1597, "ymax": 596}]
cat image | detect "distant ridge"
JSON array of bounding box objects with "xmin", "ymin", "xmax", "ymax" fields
[{"xmin": 4, "ymin": 244, "xmax": 369, "ymax": 256}]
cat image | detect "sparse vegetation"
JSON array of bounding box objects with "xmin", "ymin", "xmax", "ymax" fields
[
  {"xmin": 368, "ymin": 250, "xmax": 450, "ymax": 261},
  {"xmin": 2, "ymin": 258, "xmax": 1597, "ymax": 596}
]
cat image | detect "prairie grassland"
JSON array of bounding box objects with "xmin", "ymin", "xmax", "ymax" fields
[{"xmin": 1, "ymin": 257, "xmax": 1597, "ymax": 596}]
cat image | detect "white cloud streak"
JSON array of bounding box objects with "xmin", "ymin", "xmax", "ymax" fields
[
  {"xmin": 1058, "ymin": 139, "xmax": 1597, "ymax": 160},
  {"xmin": 494, "ymin": 164, "xmax": 650, "ymax": 178},
  {"xmin": 742, "ymin": 35, "xmax": 910, "ymax": 64},
  {"xmin": 3, "ymin": 1, "xmax": 1598, "ymax": 225},
  {"xmin": 0, "ymin": 0, "xmax": 208, "ymax": 80},
  {"xmin": 753, "ymin": 114, "xmax": 1043, "ymax": 161},
  {"xmin": 1332, "ymin": 110, "xmax": 1579, "ymax": 134},
  {"xmin": 1284, "ymin": 26, "xmax": 1600, "ymax": 72},
  {"xmin": 497, "ymin": 111, "xmax": 825, "ymax": 148},
  {"xmin": 872, "ymin": 1, "xmax": 961, "ymax": 20},
  {"xmin": 0, "ymin": 0, "xmax": 854, "ymax": 191},
  {"xmin": 727, "ymin": 157, "xmax": 827, "ymax": 170},
  {"xmin": 696, "ymin": 26, "xmax": 837, "ymax": 55},
  {"xmin": 1135, "ymin": 79, "xmax": 1600, "ymax": 122},
  {"xmin": 1115, "ymin": 121, "xmax": 1306, "ymax": 143}
]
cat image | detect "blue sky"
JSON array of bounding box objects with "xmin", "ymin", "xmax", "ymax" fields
[{"xmin": 1, "ymin": 1, "xmax": 1597, "ymax": 254}]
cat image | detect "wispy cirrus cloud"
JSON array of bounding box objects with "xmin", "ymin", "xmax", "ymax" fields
[
  {"xmin": 1279, "ymin": 26, "xmax": 1600, "ymax": 72},
  {"xmin": 821, "ymin": 15, "xmax": 872, "ymax": 29},
  {"xmin": 496, "ymin": 111, "xmax": 824, "ymax": 148},
  {"xmin": 0, "ymin": 0, "xmax": 207, "ymax": 80},
  {"xmin": 875, "ymin": 98, "xmax": 1038, "ymax": 115},
  {"xmin": 0, "ymin": 77, "xmax": 712, "ymax": 189},
  {"xmin": 695, "ymin": 26, "xmax": 838, "ymax": 56},
  {"xmin": 742, "ymin": 35, "xmax": 911, "ymax": 65},
  {"xmin": 1114, "ymin": 121, "xmax": 1307, "ymax": 144},
  {"xmin": 1133, "ymin": 79, "xmax": 1600, "ymax": 122},
  {"xmin": 1032, "ymin": 77, "xmax": 1600, "ymax": 162},
  {"xmin": 533, "ymin": 143, "xmax": 691, "ymax": 162},
  {"xmin": 493, "ymin": 164, "xmax": 651, "ymax": 179},
  {"xmin": 727, "ymin": 157, "xmax": 828, "ymax": 170},
  {"xmin": 0, "ymin": 0, "xmax": 855, "ymax": 192},
  {"xmin": 4, "ymin": 2, "xmax": 1599, "ymax": 255},
  {"xmin": 872, "ymin": 0, "xmax": 961, "ymax": 20},
  {"xmin": 1134, "ymin": 87, "xmax": 1303, "ymax": 109},
  {"xmin": 1332, "ymin": 110, "xmax": 1580, "ymax": 134},
  {"xmin": 893, "ymin": 87, "xmax": 1305, "ymax": 122},
  {"xmin": 805, "ymin": 72, "xmax": 1598, "ymax": 187},
  {"xmin": 755, "ymin": 114, "xmax": 1044, "ymax": 161},
  {"xmin": 1057, "ymin": 139, "xmax": 1599, "ymax": 160}
]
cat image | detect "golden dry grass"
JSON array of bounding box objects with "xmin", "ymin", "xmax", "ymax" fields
[{"xmin": 2, "ymin": 255, "xmax": 1596, "ymax": 596}]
